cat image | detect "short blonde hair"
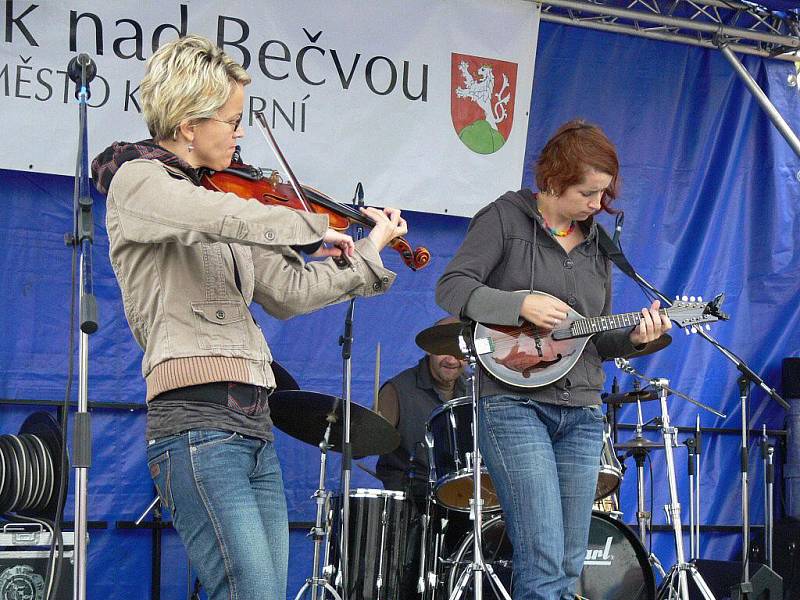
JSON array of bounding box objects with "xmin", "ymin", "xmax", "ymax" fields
[{"xmin": 140, "ymin": 35, "xmax": 251, "ymax": 141}]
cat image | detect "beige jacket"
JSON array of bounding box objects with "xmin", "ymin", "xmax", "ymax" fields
[{"xmin": 105, "ymin": 159, "xmax": 396, "ymax": 400}]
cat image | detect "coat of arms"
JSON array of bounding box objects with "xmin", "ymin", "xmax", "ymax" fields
[{"xmin": 451, "ymin": 53, "xmax": 518, "ymax": 154}]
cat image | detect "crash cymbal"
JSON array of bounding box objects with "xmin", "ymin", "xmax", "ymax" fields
[
  {"xmin": 603, "ymin": 389, "xmax": 659, "ymax": 404},
  {"xmin": 414, "ymin": 322, "xmax": 469, "ymax": 358},
  {"xmin": 627, "ymin": 333, "xmax": 672, "ymax": 358},
  {"xmin": 615, "ymin": 437, "xmax": 663, "ymax": 451},
  {"xmin": 269, "ymin": 390, "xmax": 400, "ymax": 458}
]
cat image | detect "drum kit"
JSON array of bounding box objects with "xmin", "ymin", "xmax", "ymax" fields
[{"xmin": 269, "ymin": 323, "xmax": 724, "ymax": 600}]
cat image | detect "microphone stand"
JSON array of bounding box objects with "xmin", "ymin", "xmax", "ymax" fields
[
  {"xmin": 66, "ymin": 53, "xmax": 99, "ymax": 600},
  {"xmin": 761, "ymin": 425, "xmax": 774, "ymax": 570},
  {"xmin": 606, "ymin": 241, "xmax": 786, "ymax": 599},
  {"xmin": 334, "ymin": 182, "xmax": 365, "ymax": 600},
  {"xmin": 448, "ymin": 324, "xmax": 511, "ymax": 600}
]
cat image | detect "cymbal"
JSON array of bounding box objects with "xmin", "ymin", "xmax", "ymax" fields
[
  {"xmin": 615, "ymin": 437, "xmax": 663, "ymax": 451},
  {"xmin": 269, "ymin": 390, "xmax": 400, "ymax": 459},
  {"xmin": 627, "ymin": 333, "xmax": 672, "ymax": 358},
  {"xmin": 603, "ymin": 389, "xmax": 658, "ymax": 404},
  {"xmin": 270, "ymin": 360, "xmax": 299, "ymax": 392},
  {"xmin": 415, "ymin": 322, "xmax": 468, "ymax": 358}
]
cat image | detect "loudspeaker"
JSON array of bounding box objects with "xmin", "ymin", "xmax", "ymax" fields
[
  {"xmin": 783, "ymin": 358, "xmax": 800, "ymax": 399},
  {"xmin": 684, "ymin": 560, "xmax": 782, "ymax": 600},
  {"xmin": 772, "ymin": 517, "xmax": 800, "ymax": 599}
]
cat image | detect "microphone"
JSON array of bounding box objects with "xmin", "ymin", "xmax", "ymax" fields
[
  {"xmin": 352, "ymin": 182, "xmax": 364, "ymax": 206},
  {"xmin": 612, "ymin": 211, "xmax": 624, "ymax": 247},
  {"xmin": 67, "ymin": 54, "xmax": 97, "ymax": 100}
]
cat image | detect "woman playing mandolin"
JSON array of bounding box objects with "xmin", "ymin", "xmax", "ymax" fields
[
  {"xmin": 436, "ymin": 119, "xmax": 670, "ymax": 600},
  {"xmin": 91, "ymin": 35, "xmax": 407, "ymax": 600}
]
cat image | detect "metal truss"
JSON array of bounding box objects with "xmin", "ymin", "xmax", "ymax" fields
[{"xmin": 534, "ymin": 0, "xmax": 800, "ymax": 61}]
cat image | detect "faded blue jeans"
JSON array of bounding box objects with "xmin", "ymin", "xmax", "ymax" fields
[
  {"xmin": 479, "ymin": 396, "xmax": 604, "ymax": 600},
  {"xmin": 147, "ymin": 430, "xmax": 288, "ymax": 600}
]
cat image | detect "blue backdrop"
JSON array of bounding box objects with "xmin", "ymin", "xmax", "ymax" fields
[{"xmin": 1, "ymin": 21, "xmax": 799, "ymax": 599}]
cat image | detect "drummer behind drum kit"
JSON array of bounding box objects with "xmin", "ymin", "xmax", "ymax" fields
[{"xmin": 270, "ymin": 320, "xmax": 725, "ymax": 600}]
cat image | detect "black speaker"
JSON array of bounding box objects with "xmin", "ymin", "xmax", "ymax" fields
[
  {"xmin": 772, "ymin": 517, "xmax": 800, "ymax": 599},
  {"xmin": 684, "ymin": 560, "xmax": 782, "ymax": 600},
  {"xmin": 783, "ymin": 358, "xmax": 800, "ymax": 399}
]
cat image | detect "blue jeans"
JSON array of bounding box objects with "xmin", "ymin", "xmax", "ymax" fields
[
  {"xmin": 147, "ymin": 430, "xmax": 288, "ymax": 600},
  {"xmin": 479, "ymin": 396, "xmax": 604, "ymax": 600}
]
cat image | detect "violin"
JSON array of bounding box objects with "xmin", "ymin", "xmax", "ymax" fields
[
  {"xmin": 201, "ymin": 160, "xmax": 430, "ymax": 271},
  {"xmin": 201, "ymin": 111, "xmax": 430, "ymax": 271}
]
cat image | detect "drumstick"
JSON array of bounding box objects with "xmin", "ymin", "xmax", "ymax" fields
[{"xmin": 373, "ymin": 342, "xmax": 381, "ymax": 413}]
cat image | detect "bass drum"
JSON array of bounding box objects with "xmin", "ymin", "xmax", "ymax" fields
[{"xmin": 446, "ymin": 512, "xmax": 655, "ymax": 600}]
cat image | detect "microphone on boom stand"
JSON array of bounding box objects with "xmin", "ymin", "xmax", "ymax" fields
[{"xmin": 67, "ymin": 53, "xmax": 97, "ymax": 100}]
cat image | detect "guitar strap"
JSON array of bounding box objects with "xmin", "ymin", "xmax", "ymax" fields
[{"xmin": 595, "ymin": 224, "xmax": 639, "ymax": 282}]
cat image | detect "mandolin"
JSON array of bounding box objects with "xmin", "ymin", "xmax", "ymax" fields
[{"xmin": 472, "ymin": 291, "xmax": 728, "ymax": 388}]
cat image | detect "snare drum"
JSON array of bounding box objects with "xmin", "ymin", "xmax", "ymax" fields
[
  {"xmin": 426, "ymin": 397, "xmax": 500, "ymax": 512},
  {"xmin": 327, "ymin": 488, "xmax": 410, "ymax": 600}
]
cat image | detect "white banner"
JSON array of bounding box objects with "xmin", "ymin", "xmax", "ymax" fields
[{"xmin": 0, "ymin": 0, "xmax": 539, "ymax": 216}]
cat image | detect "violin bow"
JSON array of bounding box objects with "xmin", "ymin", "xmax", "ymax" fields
[
  {"xmin": 253, "ymin": 111, "xmax": 313, "ymax": 212},
  {"xmin": 253, "ymin": 111, "xmax": 354, "ymax": 266}
]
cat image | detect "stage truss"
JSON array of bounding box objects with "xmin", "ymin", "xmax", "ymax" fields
[{"xmin": 535, "ymin": 0, "xmax": 800, "ymax": 61}]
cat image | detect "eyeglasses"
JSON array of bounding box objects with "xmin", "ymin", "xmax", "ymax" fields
[{"xmin": 206, "ymin": 115, "xmax": 243, "ymax": 131}]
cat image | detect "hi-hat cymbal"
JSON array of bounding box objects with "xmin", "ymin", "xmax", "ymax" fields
[
  {"xmin": 615, "ymin": 437, "xmax": 663, "ymax": 451},
  {"xmin": 414, "ymin": 322, "xmax": 469, "ymax": 358},
  {"xmin": 603, "ymin": 389, "xmax": 658, "ymax": 405},
  {"xmin": 269, "ymin": 390, "xmax": 400, "ymax": 458},
  {"xmin": 627, "ymin": 333, "xmax": 672, "ymax": 358}
]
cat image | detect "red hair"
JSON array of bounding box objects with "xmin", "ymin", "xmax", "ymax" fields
[{"xmin": 535, "ymin": 119, "xmax": 620, "ymax": 213}]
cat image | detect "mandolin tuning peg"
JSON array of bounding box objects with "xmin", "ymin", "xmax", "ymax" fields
[
  {"xmin": 675, "ymin": 295, "xmax": 680, "ymax": 301},
  {"xmin": 682, "ymin": 295, "xmax": 688, "ymax": 302},
  {"xmin": 685, "ymin": 328, "xmax": 691, "ymax": 335},
  {"xmin": 698, "ymin": 296, "xmax": 703, "ymax": 302},
  {"xmin": 691, "ymin": 326, "xmax": 698, "ymax": 334},
  {"xmin": 705, "ymin": 325, "xmax": 711, "ymax": 331},
  {"xmin": 690, "ymin": 296, "xmax": 696, "ymax": 302}
]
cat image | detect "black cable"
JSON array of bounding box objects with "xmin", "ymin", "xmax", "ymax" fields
[
  {"xmin": 742, "ymin": 392, "xmax": 752, "ymax": 586},
  {"xmin": 647, "ymin": 450, "xmax": 654, "ymax": 558},
  {"xmin": 43, "ymin": 230, "xmax": 78, "ymax": 600}
]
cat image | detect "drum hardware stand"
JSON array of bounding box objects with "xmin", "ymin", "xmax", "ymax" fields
[
  {"xmin": 416, "ymin": 446, "xmax": 436, "ymax": 596},
  {"xmin": 447, "ymin": 325, "xmax": 511, "ymax": 600},
  {"xmin": 627, "ymin": 391, "xmax": 667, "ymax": 577},
  {"xmin": 294, "ymin": 414, "xmax": 342, "ymax": 600},
  {"xmin": 684, "ymin": 415, "xmax": 703, "ymax": 560},
  {"xmin": 421, "ymin": 440, "xmax": 448, "ymax": 600},
  {"xmin": 760, "ymin": 426, "xmax": 774, "ymax": 569},
  {"xmin": 685, "ymin": 437, "xmax": 697, "ymax": 560},
  {"xmin": 616, "ymin": 360, "xmax": 722, "ymax": 600},
  {"xmin": 633, "ymin": 391, "xmax": 650, "ymax": 543}
]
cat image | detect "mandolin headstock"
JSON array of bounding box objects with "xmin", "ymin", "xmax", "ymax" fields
[{"xmin": 670, "ymin": 293, "xmax": 729, "ymax": 335}]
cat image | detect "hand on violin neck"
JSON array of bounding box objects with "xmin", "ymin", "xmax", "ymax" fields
[
  {"xmin": 365, "ymin": 206, "xmax": 408, "ymax": 252},
  {"xmin": 312, "ymin": 229, "xmax": 355, "ymax": 259}
]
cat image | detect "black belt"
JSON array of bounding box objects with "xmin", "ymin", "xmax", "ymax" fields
[{"xmin": 153, "ymin": 382, "xmax": 269, "ymax": 417}]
